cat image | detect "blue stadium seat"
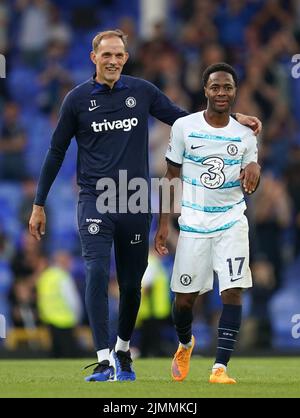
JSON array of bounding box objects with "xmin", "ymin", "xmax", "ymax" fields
[
  {"xmin": 47, "ymin": 180, "xmax": 79, "ymax": 252},
  {"xmin": 25, "ymin": 114, "xmax": 52, "ymax": 177},
  {"xmin": 8, "ymin": 67, "xmax": 40, "ymax": 106},
  {"xmin": 113, "ymin": 0, "xmax": 139, "ymax": 19},
  {"xmin": 0, "ymin": 183, "xmax": 23, "ymax": 242},
  {"xmin": 69, "ymin": 67, "xmax": 93, "ymax": 85}
]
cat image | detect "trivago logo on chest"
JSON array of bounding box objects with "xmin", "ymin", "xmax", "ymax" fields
[{"xmin": 91, "ymin": 118, "xmax": 139, "ymax": 132}]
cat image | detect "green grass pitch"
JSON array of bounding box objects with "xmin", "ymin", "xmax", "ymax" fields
[{"xmin": 0, "ymin": 357, "xmax": 299, "ymax": 398}]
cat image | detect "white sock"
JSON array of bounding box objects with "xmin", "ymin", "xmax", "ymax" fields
[
  {"xmin": 97, "ymin": 348, "xmax": 110, "ymax": 363},
  {"xmin": 212, "ymin": 363, "xmax": 227, "ymax": 372},
  {"xmin": 115, "ymin": 336, "xmax": 130, "ymax": 352},
  {"xmin": 180, "ymin": 339, "xmax": 193, "ymax": 349}
]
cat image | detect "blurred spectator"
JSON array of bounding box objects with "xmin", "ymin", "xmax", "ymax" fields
[
  {"xmin": 247, "ymin": 258, "xmax": 276, "ymax": 349},
  {"xmin": 261, "ymin": 103, "xmax": 295, "ymax": 177},
  {"xmin": 11, "ymin": 231, "xmax": 42, "ymax": 280},
  {"xmin": 243, "ymin": 52, "xmax": 280, "ymax": 122},
  {"xmin": 179, "ymin": 4, "xmax": 218, "ymax": 63},
  {"xmin": 47, "ymin": 3, "xmax": 72, "ymax": 47},
  {"xmin": 175, "ymin": 0, "xmax": 218, "ymax": 43},
  {"xmin": 137, "ymin": 21, "xmax": 179, "ymax": 88},
  {"xmin": 0, "ymin": 0, "xmax": 10, "ymax": 101},
  {"xmin": 9, "ymin": 230, "xmax": 41, "ymax": 333},
  {"xmin": 214, "ymin": 0, "xmax": 258, "ymax": 50},
  {"xmin": 119, "ymin": 16, "xmax": 139, "ymax": 73},
  {"xmin": 140, "ymin": 0, "xmax": 168, "ymax": 40},
  {"xmin": 0, "ymin": 102, "xmax": 28, "ymax": 181},
  {"xmin": 234, "ymin": 80, "xmax": 262, "ymax": 121},
  {"xmin": 250, "ymin": 0, "xmax": 294, "ymax": 44},
  {"xmin": 18, "ymin": 177, "xmax": 38, "ymax": 229},
  {"xmin": 18, "ymin": 177, "xmax": 53, "ymax": 250},
  {"xmin": 0, "ymin": 232, "xmax": 13, "ymax": 329},
  {"xmin": 37, "ymin": 40, "xmax": 74, "ymax": 114},
  {"xmin": 136, "ymin": 248, "xmax": 172, "ymax": 357},
  {"xmin": 249, "ymin": 173, "xmax": 292, "ymax": 289},
  {"xmin": 10, "ymin": 275, "xmax": 38, "ymax": 329},
  {"xmin": 36, "ymin": 251, "xmax": 82, "ymax": 357},
  {"xmin": 0, "ymin": 0, "xmax": 10, "ymax": 52},
  {"xmin": 286, "ymin": 158, "xmax": 300, "ymax": 257},
  {"xmin": 150, "ymin": 84, "xmax": 191, "ymax": 177},
  {"xmin": 17, "ymin": 0, "xmax": 51, "ymax": 67},
  {"xmin": 0, "ymin": 230, "xmax": 14, "ymax": 262},
  {"xmin": 70, "ymin": 3, "xmax": 99, "ymax": 29}
]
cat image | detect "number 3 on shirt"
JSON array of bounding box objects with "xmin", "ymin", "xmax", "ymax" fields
[{"xmin": 201, "ymin": 157, "xmax": 225, "ymax": 189}]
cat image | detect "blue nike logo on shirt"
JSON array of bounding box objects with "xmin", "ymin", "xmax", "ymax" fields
[{"xmin": 191, "ymin": 145, "xmax": 205, "ymax": 150}]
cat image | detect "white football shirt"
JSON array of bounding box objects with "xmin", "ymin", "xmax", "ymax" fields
[{"xmin": 165, "ymin": 111, "xmax": 258, "ymax": 237}]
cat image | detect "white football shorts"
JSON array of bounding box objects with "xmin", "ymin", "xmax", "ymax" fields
[{"xmin": 171, "ymin": 215, "xmax": 252, "ymax": 295}]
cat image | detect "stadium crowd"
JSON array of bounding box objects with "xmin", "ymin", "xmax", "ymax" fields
[{"xmin": 0, "ymin": 0, "xmax": 300, "ymax": 356}]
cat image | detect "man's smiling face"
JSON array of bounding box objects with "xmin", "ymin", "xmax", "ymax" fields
[{"xmin": 90, "ymin": 36, "xmax": 129, "ymax": 88}]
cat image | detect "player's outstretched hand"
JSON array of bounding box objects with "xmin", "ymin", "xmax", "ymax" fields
[
  {"xmin": 29, "ymin": 205, "xmax": 46, "ymax": 241},
  {"xmin": 155, "ymin": 226, "xmax": 169, "ymax": 256},
  {"xmin": 235, "ymin": 113, "xmax": 262, "ymax": 136},
  {"xmin": 239, "ymin": 162, "xmax": 261, "ymax": 194}
]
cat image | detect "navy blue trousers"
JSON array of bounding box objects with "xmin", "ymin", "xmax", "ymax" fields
[{"xmin": 78, "ymin": 201, "xmax": 151, "ymax": 351}]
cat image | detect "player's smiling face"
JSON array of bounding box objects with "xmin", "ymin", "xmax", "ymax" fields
[
  {"xmin": 205, "ymin": 72, "xmax": 237, "ymax": 114},
  {"xmin": 90, "ymin": 36, "xmax": 129, "ymax": 88}
]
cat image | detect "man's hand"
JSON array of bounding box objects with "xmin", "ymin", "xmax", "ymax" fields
[
  {"xmin": 29, "ymin": 205, "xmax": 46, "ymax": 241},
  {"xmin": 239, "ymin": 162, "xmax": 261, "ymax": 194},
  {"xmin": 154, "ymin": 225, "xmax": 169, "ymax": 256},
  {"xmin": 235, "ymin": 113, "xmax": 262, "ymax": 136}
]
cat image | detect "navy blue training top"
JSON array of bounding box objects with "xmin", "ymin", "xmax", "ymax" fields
[{"xmin": 34, "ymin": 75, "xmax": 188, "ymax": 206}]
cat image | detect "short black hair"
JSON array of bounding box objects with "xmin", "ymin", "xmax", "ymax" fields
[{"xmin": 202, "ymin": 63, "xmax": 238, "ymax": 87}]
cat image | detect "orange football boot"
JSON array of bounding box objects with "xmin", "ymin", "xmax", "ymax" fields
[
  {"xmin": 171, "ymin": 336, "xmax": 195, "ymax": 382},
  {"xmin": 209, "ymin": 367, "xmax": 236, "ymax": 384}
]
